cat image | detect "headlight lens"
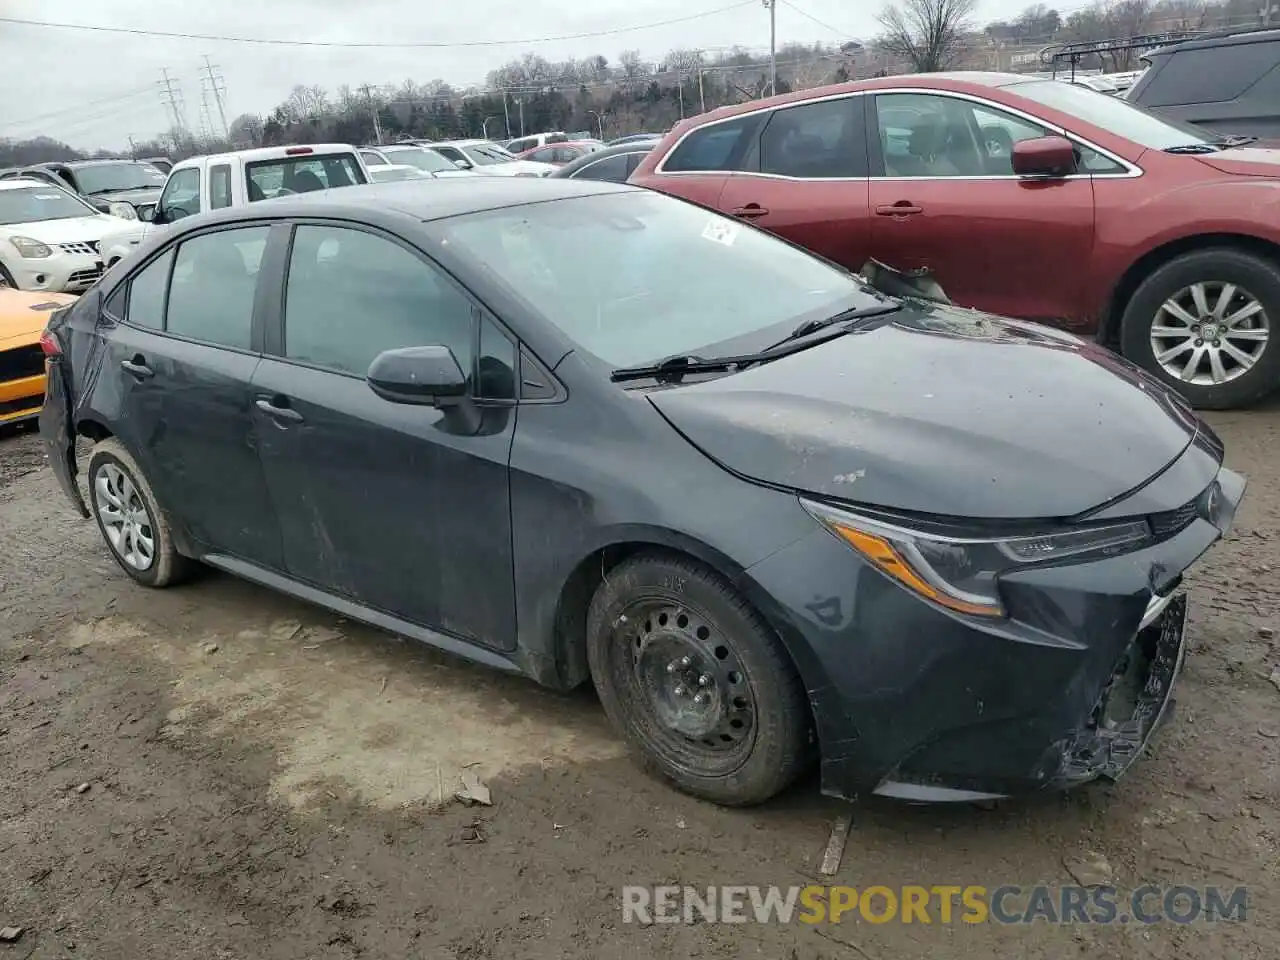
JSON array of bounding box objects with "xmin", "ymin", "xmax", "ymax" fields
[
  {"xmin": 802, "ymin": 499, "xmax": 1153, "ymax": 618},
  {"xmin": 107, "ymin": 201, "xmax": 137, "ymax": 220},
  {"xmin": 9, "ymin": 236, "xmax": 53, "ymax": 258}
]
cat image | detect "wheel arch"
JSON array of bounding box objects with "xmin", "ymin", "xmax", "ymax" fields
[
  {"xmin": 76, "ymin": 416, "xmax": 113, "ymax": 442},
  {"xmin": 1099, "ymin": 232, "xmax": 1280, "ymax": 348},
  {"xmin": 550, "ymin": 530, "xmax": 818, "ymax": 710}
]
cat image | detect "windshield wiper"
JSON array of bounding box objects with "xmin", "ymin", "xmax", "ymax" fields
[
  {"xmin": 1163, "ymin": 144, "xmax": 1219, "ymax": 154},
  {"xmin": 610, "ymin": 303, "xmax": 903, "ymax": 384},
  {"xmin": 610, "ymin": 352, "xmax": 761, "ymax": 383},
  {"xmin": 769, "ymin": 303, "xmax": 903, "ymax": 348}
]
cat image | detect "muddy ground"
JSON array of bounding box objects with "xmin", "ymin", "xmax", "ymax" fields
[{"xmin": 1, "ymin": 406, "xmax": 1278, "ymax": 960}]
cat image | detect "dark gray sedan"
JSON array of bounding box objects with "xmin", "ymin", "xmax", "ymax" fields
[{"xmin": 39, "ymin": 178, "xmax": 1243, "ymax": 807}]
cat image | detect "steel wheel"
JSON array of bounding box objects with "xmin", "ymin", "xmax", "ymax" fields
[
  {"xmin": 93, "ymin": 462, "xmax": 156, "ymax": 571},
  {"xmin": 625, "ymin": 600, "xmax": 756, "ymax": 767},
  {"xmin": 1149, "ymin": 281, "xmax": 1270, "ymax": 386}
]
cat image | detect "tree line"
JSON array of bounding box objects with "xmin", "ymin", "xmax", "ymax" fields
[{"xmin": 0, "ymin": 0, "xmax": 1264, "ymax": 168}]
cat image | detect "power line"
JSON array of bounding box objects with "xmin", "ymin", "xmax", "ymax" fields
[
  {"xmin": 778, "ymin": 1, "xmax": 849, "ymax": 38},
  {"xmin": 0, "ymin": 4, "xmax": 757, "ymax": 49},
  {"xmin": 4, "ymin": 86, "xmax": 156, "ymax": 131}
]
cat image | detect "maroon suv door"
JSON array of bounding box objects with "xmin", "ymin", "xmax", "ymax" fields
[
  {"xmin": 866, "ymin": 91, "xmax": 1098, "ymax": 329},
  {"xmin": 716, "ymin": 95, "xmax": 873, "ymax": 271}
]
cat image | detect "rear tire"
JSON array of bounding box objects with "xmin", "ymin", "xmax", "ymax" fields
[
  {"xmin": 1120, "ymin": 247, "xmax": 1280, "ymax": 409},
  {"xmin": 0, "ymin": 262, "xmax": 15, "ymax": 288},
  {"xmin": 86, "ymin": 438, "xmax": 193, "ymax": 588},
  {"xmin": 586, "ymin": 552, "xmax": 812, "ymax": 806}
]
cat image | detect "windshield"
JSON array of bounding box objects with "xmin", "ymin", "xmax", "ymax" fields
[
  {"xmin": 1011, "ymin": 78, "xmax": 1213, "ymax": 149},
  {"xmin": 434, "ymin": 191, "xmax": 875, "ymax": 368},
  {"xmin": 74, "ymin": 162, "xmax": 167, "ymax": 195},
  {"xmin": 0, "ymin": 184, "xmax": 96, "ymax": 225},
  {"xmin": 382, "ymin": 147, "xmax": 455, "ymax": 173},
  {"xmin": 464, "ymin": 144, "xmax": 518, "ymax": 165}
]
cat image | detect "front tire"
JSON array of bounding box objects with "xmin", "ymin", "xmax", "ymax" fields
[
  {"xmin": 586, "ymin": 553, "xmax": 812, "ymax": 806},
  {"xmin": 1120, "ymin": 248, "xmax": 1280, "ymax": 409},
  {"xmin": 87, "ymin": 438, "xmax": 193, "ymax": 587}
]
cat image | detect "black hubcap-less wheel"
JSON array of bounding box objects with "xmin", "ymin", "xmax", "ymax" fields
[{"xmin": 621, "ymin": 600, "xmax": 756, "ymax": 773}]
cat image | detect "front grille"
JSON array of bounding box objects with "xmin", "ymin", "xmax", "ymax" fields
[
  {"xmin": 0, "ymin": 344, "xmax": 44, "ymax": 382},
  {"xmin": 1149, "ymin": 498, "xmax": 1198, "ymax": 540},
  {"xmin": 66, "ymin": 264, "xmax": 104, "ymax": 287},
  {"xmin": 57, "ymin": 241, "xmax": 100, "ymax": 256}
]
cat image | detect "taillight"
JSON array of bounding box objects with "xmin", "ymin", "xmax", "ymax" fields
[{"xmin": 39, "ymin": 330, "xmax": 61, "ymax": 356}]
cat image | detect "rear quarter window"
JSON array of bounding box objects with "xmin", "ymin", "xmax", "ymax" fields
[
  {"xmin": 1140, "ymin": 42, "xmax": 1280, "ymax": 106},
  {"xmin": 661, "ymin": 115, "xmax": 760, "ymax": 172}
]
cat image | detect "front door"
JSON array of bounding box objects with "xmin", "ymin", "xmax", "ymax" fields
[
  {"xmin": 100, "ymin": 226, "xmax": 282, "ymax": 566},
  {"xmin": 716, "ymin": 94, "xmax": 873, "ymax": 272},
  {"xmin": 250, "ymin": 222, "xmax": 519, "ymax": 650},
  {"xmin": 867, "ymin": 92, "xmax": 1099, "ymax": 328}
]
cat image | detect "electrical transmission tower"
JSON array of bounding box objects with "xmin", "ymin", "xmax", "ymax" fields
[
  {"xmin": 202, "ymin": 55, "xmax": 230, "ymax": 139},
  {"xmin": 158, "ymin": 68, "xmax": 190, "ymax": 144}
]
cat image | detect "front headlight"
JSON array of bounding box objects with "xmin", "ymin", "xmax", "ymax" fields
[
  {"xmin": 9, "ymin": 236, "xmax": 52, "ymax": 258},
  {"xmin": 802, "ymin": 499, "xmax": 1153, "ymax": 618},
  {"xmin": 107, "ymin": 201, "xmax": 138, "ymax": 220}
]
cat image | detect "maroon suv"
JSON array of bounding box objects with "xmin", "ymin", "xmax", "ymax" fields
[{"xmin": 631, "ymin": 71, "xmax": 1280, "ymax": 409}]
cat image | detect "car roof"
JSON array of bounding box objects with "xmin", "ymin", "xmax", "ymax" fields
[
  {"xmin": 177, "ymin": 144, "xmax": 361, "ymax": 168},
  {"xmin": 1145, "ymin": 25, "xmax": 1280, "ymax": 57},
  {"xmin": 0, "ymin": 177, "xmax": 62, "ymax": 191},
  {"xmin": 171, "ymin": 177, "xmax": 633, "ymax": 229},
  {"xmin": 47, "ymin": 158, "xmax": 149, "ymax": 169},
  {"xmin": 435, "ymin": 139, "xmax": 491, "ymax": 148},
  {"xmin": 673, "ymin": 71, "xmax": 1035, "ymax": 130}
]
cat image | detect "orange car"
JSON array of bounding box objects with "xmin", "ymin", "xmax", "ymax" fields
[{"xmin": 1, "ymin": 288, "xmax": 75, "ymax": 426}]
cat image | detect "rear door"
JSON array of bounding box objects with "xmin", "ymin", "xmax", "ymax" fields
[
  {"xmin": 94, "ymin": 224, "xmax": 283, "ymax": 566},
  {"xmin": 866, "ymin": 91, "xmax": 1101, "ymax": 327},
  {"xmin": 632, "ymin": 113, "xmax": 766, "ymax": 209},
  {"xmin": 249, "ymin": 221, "xmax": 519, "ymax": 649},
  {"xmin": 716, "ymin": 94, "xmax": 873, "ymax": 271}
]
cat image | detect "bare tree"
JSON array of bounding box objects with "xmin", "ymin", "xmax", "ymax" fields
[
  {"xmin": 227, "ymin": 113, "xmax": 264, "ymax": 147},
  {"xmin": 876, "ymin": 0, "xmax": 979, "ymax": 72}
]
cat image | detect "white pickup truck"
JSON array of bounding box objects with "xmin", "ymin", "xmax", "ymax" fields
[{"xmin": 99, "ymin": 144, "xmax": 370, "ymax": 266}]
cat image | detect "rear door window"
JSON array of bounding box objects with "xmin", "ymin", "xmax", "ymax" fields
[
  {"xmin": 165, "ymin": 227, "xmax": 268, "ymax": 349},
  {"xmin": 661, "ymin": 115, "xmax": 760, "ymax": 172},
  {"xmin": 758, "ymin": 97, "xmax": 867, "ymax": 178}
]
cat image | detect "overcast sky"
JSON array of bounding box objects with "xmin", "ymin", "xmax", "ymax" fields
[{"xmin": 2, "ymin": 0, "xmax": 1036, "ymax": 150}]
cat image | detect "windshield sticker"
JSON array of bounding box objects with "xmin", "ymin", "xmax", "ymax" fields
[{"xmin": 701, "ymin": 220, "xmax": 738, "ymax": 246}]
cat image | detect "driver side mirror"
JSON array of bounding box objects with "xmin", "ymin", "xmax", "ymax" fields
[
  {"xmin": 453, "ymin": 159, "xmax": 473, "ymax": 170},
  {"xmin": 1011, "ymin": 136, "xmax": 1078, "ymax": 178},
  {"xmin": 137, "ymin": 204, "xmax": 157, "ymax": 223},
  {"xmin": 367, "ymin": 345, "xmax": 467, "ymax": 406}
]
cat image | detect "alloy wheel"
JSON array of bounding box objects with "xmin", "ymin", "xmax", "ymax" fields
[
  {"xmin": 1150, "ymin": 281, "xmax": 1270, "ymax": 386},
  {"xmin": 93, "ymin": 463, "xmax": 156, "ymax": 571},
  {"xmin": 624, "ymin": 600, "xmax": 756, "ymax": 769}
]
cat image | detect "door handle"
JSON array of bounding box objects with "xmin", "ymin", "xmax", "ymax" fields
[
  {"xmin": 730, "ymin": 204, "xmax": 770, "ymax": 219},
  {"xmin": 875, "ymin": 202, "xmax": 923, "ymax": 216},
  {"xmin": 120, "ymin": 356, "xmax": 154, "ymax": 379},
  {"xmin": 255, "ymin": 398, "xmax": 303, "ymax": 423}
]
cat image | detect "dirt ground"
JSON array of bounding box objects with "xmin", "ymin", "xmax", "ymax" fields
[{"xmin": 1, "ymin": 404, "xmax": 1278, "ymax": 960}]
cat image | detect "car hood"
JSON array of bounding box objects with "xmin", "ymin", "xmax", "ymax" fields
[
  {"xmin": 0, "ymin": 214, "xmax": 134, "ymax": 244},
  {"xmin": 648, "ymin": 305, "xmax": 1202, "ymax": 520},
  {"xmin": 84, "ymin": 186, "xmax": 163, "ymax": 206},
  {"xmin": 1194, "ymin": 146, "xmax": 1280, "ymax": 177},
  {"xmin": 0, "ymin": 288, "xmax": 75, "ymax": 349},
  {"xmin": 482, "ymin": 159, "xmax": 558, "ymax": 176}
]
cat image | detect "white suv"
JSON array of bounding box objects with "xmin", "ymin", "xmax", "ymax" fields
[{"xmin": 99, "ymin": 144, "xmax": 370, "ymax": 266}]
